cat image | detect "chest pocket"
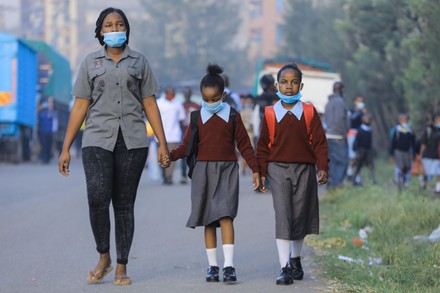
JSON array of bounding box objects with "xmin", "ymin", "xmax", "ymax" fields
[
  {"xmin": 127, "ymin": 66, "xmax": 143, "ymax": 103},
  {"xmin": 88, "ymin": 67, "xmax": 106, "ymax": 97}
]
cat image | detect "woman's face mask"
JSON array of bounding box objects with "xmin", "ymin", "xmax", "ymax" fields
[{"xmin": 103, "ymin": 31, "xmax": 127, "ymax": 47}]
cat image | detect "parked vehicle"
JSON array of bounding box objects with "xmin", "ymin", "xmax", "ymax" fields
[{"xmin": 0, "ymin": 33, "xmax": 72, "ymax": 163}]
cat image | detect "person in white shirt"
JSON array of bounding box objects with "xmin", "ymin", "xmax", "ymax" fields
[{"xmin": 157, "ymin": 86, "xmax": 186, "ymax": 184}]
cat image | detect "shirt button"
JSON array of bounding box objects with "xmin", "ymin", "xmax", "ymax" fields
[
  {"xmin": 117, "ymin": 101, "xmax": 120, "ymax": 104},
  {"xmin": 116, "ymin": 83, "xmax": 119, "ymax": 86},
  {"xmin": 118, "ymin": 117, "xmax": 121, "ymax": 119},
  {"xmin": 116, "ymin": 65, "xmax": 119, "ymax": 68}
]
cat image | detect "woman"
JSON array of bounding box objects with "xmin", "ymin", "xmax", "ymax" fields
[{"xmin": 58, "ymin": 7, "xmax": 170, "ymax": 285}]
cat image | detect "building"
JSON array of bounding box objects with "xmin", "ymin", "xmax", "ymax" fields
[{"xmin": 241, "ymin": 0, "xmax": 285, "ymax": 62}]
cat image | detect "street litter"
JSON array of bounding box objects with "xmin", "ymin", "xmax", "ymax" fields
[
  {"xmin": 306, "ymin": 236, "xmax": 346, "ymax": 250},
  {"xmin": 338, "ymin": 255, "xmax": 363, "ymax": 264},
  {"xmin": 413, "ymin": 223, "xmax": 440, "ymax": 243},
  {"xmin": 359, "ymin": 226, "xmax": 373, "ymax": 241},
  {"xmin": 368, "ymin": 257, "xmax": 382, "ymax": 267}
]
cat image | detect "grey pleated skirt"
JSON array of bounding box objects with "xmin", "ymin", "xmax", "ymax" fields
[
  {"xmin": 186, "ymin": 161, "xmax": 239, "ymax": 228},
  {"xmin": 267, "ymin": 162, "xmax": 319, "ymax": 240}
]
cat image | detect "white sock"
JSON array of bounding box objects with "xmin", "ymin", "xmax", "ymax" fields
[
  {"xmin": 223, "ymin": 244, "xmax": 234, "ymax": 268},
  {"xmin": 276, "ymin": 239, "xmax": 291, "ymax": 268},
  {"xmin": 206, "ymin": 248, "xmax": 218, "ymax": 267},
  {"xmin": 436, "ymin": 182, "xmax": 440, "ymax": 192},
  {"xmin": 290, "ymin": 239, "xmax": 304, "ymax": 258}
]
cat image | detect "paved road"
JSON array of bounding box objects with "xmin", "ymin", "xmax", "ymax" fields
[{"xmin": 0, "ymin": 159, "xmax": 331, "ymax": 293}]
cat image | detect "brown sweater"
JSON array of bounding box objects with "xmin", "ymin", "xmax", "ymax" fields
[
  {"xmin": 256, "ymin": 107, "xmax": 329, "ymax": 177},
  {"xmin": 170, "ymin": 113, "xmax": 259, "ymax": 173}
]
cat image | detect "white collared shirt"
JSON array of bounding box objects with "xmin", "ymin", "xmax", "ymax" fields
[
  {"xmin": 273, "ymin": 100, "xmax": 304, "ymax": 122},
  {"xmin": 201, "ymin": 103, "xmax": 231, "ymax": 124}
]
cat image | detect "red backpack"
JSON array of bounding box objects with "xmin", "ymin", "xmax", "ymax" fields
[{"xmin": 264, "ymin": 103, "xmax": 314, "ymax": 148}]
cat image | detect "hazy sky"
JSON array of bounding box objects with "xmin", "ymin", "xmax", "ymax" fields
[{"xmin": 0, "ymin": 1, "xmax": 20, "ymax": 29}]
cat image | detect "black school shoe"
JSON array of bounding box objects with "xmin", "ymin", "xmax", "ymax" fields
[
  {"xmin": 206, "ymin": 266, "xmax": 219, "ymax": 282},
  {"xmin": 290, "ymin": 257, "xmax": 304, "ymax": 280},
  {"xmin": 223, "ymin": 266, "xmax": 237, "ymax": 282},
  {"xmin": 276, "ymin": 264, "xmax": 293, "ymax": 285}
]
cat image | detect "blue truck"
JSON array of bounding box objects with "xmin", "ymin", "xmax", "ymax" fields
[{"xmin": 0, "ymin": 33, "xmax": 72, "ymax": 163}]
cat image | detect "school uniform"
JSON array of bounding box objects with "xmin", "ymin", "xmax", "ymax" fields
[
  {"xmin": 170, "ymin": 103, "xmax": 258, "ymax": 228},
  {"xmin": 256, "ymin": 101, "xmax": 328, "ymax": 240}
]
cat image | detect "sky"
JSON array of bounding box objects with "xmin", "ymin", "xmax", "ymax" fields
[{"xmin": 0, "ymin": 1, "xmax": 20, "ymax": 30}]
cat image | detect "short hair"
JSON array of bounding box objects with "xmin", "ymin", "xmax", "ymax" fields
[
  {"xmin": 333, "ymin": 81, "xmax": 344, "ymax": 92},
  {"xmin": 277, "ymin": 63, "xmax": 303, "ymax": 82},
  {"xmin": 200, "ymin": 64, "xmax": 225, "ymax": 94},
  {"xmin": 260, "ymin": 74, "xmax": 275, "ymax": 91},
  {"xmin": 95, "ymin": 7, "xmax": 130, "ymax": 46}
]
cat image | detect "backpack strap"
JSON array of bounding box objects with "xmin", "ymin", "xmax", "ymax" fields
[
  {"xmin": 303, "ymin": 102, "xmax": 314, "ymax": 144},
  {"xmin": 185, "ymin": 110, "xmax": 200, "ymax": 156},
  {"xmin": 264, "ymin": 106, "xmax": 276, "ymax": 149},
  {"xmin": 230, "ymin": 107, "xmax": 237, "ymax": 135},
  {"xmin": 264, "ymin": 103, "xmax": 315, "ymax": 149}
]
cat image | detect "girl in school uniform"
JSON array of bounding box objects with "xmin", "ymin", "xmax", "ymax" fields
[
  {"xmin": 256, "ymin": 63, "xmax": 329, "ymax": 285},
  {"xmin": 168, "ymin": 64, "xmax": 260, "ymax": 283}
]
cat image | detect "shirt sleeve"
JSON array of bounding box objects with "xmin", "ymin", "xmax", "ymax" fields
[
  {"xmin": 72, "ymin": 58, "xmax": 92, "ymax": 99},
  {"xmin": 140, "ymin": 57, "xmax": 159, "ymax": 99}
]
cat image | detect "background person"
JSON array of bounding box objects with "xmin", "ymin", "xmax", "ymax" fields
[
  {"xmin": 324, "ymin": 81, "xmax": 350, "ymax": 189},
  {"xmin": 157, "ymin": 85, "xmax": 186, "ymax": 185}
]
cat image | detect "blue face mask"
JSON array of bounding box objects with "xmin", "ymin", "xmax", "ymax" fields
[
  {"xmin": 276, "ymin": 91, "xmax": 302, "ymax": 104},
  {"xmin": 202, "ymin": 100, "xmax": 224, "ymax": 114},
  {"xmin": 103, "ymin": 31, "xmax": 127, "ymax": 47}
]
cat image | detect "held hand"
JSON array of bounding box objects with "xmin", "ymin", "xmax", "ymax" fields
[
  {"xmin": 317, "ymin": 170, "xmax": 328, "ymax": 184},
  {"xmin": 58, "ymin": 151, "xmax": 71, "ymax": 177},
  {"xmin": 252, "ymin": 172, "xmax": 260, "ymax": 191},
  {"xmin": 157, "ymin": 144, "xmax": 171, "ymax": 168},
  {"xmin": 159, "ymin": 154, "xmax": 170, "ymax": 168},
  {"xmin": 259, "ymin": 176, "xmax": 268, "ymax": 192}
]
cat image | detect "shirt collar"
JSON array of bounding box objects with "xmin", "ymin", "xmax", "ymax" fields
[
  {"xmin": 273, "ymin": 100, "xmax": 303, "ymax": 122},
  {"xmin": 97, "ymin": 45, "xmax": 137, "ymax": 60},
  {"xmin": 201, "ymin": 103, "xmax": 231, "ymax": 124}
]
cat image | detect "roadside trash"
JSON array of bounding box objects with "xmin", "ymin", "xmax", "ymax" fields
[
  {"xmin": 352, "ymin": 236, "xmax": 363, "ymax": 247},
  {"xmin": 338, "ymin": 255, "xmax": 363, "ymax": 264},
  {"xmin": 359, "ymin": 226, "xmax": 373, "ymax": 241},
  {"xmin": 368, "ymin": 257, "xmax": 382, "ymax": 267},
  {"xmin": 413, "ymin": 223, "xmax": 440, "ymax": 243},
  {"xmin": 341, "ymin": 219, "xmax": 352, "ymax": 230},
  {"xmin": 306, "ymin": 236, "xmax": 346, "ymax": 250}
]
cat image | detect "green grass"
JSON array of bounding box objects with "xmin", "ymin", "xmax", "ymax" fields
[{"xmin": 311, "ymin": 159, "xmax": 440, "ymax": 293}]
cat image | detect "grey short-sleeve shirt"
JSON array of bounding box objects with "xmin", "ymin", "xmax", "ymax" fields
[{"xmin": 73, "ymin": 46, "xmax": 159, "ymax": 151}]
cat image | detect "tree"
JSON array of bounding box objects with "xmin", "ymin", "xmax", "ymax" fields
[
  {"xmin": 399, "ymin": 0, "xmax": 440, "ymax": 129},
  {"xmin": 132, "ymin": 0, "xmax": 248, "ymax": 91},
  {"xmin": 281, "ymin": 0, "xmax": 347, "ymax": 70}
]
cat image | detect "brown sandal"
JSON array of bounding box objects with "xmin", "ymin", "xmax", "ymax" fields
[
  {"xmin": 86, "ymin": 265, "xmax": 113, "ymax": 283},
  {"xmin": 114, "ymin": 275, "xmax": 132, "ymax": 285}
]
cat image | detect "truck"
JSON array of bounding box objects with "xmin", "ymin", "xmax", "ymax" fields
[
  {"xmin": 252, "ymin": 57, "xmax": 341, "ymax": 114},
  {"xmin": 0, "ymin": 33, "xmax": 72, "ymax": 163}
]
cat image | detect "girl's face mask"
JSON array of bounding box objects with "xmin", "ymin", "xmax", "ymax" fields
[
  {"xmin": 276, "ymin": 89, "xmax": 302, "ymax": 104},
  {"xmin": 202, "ymin": 100, "xmax": 224, "ymax": 114}
]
